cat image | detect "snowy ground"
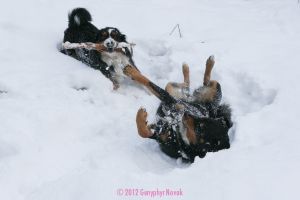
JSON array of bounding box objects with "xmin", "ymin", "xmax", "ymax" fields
[{"xmin": 1, "ymin": 0, "xmax": 300, "ymax": 199}]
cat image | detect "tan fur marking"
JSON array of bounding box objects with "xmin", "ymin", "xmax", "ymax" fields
[
  {"xmin": 164, "ymin": 64, "xmax": 190, "ymax": 100},
  {"xmin": 182, "ymin": 63, "xmax": 190, "ymax": 88},
  {"xmin": 165, "ymin": 83, "xmax": 186, "ymax": 99},
  {"xmin": 136, "ymin": 108, "xmax": 153, "ymax": 138},
  {"xmin": 123, "ymin": 65, "xmax": 159, "ymax": 96},
  {"xmin": 203, "ymin": 56, "xmax": 215, "ymax": 86},
  {"xmin": 183, "ymin": 115, "xmax": 197, "ymax": 145},
  {"xmin": 123, "ymin": 65, "xmax": 159, "ymax": 97},
  {"xmin": 175, "ymin": 103, "xmax": 185, "ymax": 111},
  {"xmin": 195, "ymin": 80, "xmax": 218, "ymax": 102},
  {"xmin": 123, "ymin": 65, "xmax": 148, "ymax": 85}
]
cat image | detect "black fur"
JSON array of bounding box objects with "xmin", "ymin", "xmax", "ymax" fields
[
  {"xmin": 148, "ymin": 81, "xmax": 232, "ymax": 163},
  {"xmin": 61, "ymin": 8, "xmax": 135, "ymax": 86},
  {"xmin": 97, "ymin": 27, "xmax": 136, "ymax": 66},
  {"xmin": 68, "ymin": 8, "xmax": 92, "ymax": 28},
  {"xmin": 98, "ymin": 27, "xmax": 127, "ymax": 43}
]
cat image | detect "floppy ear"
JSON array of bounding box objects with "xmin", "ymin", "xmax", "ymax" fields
[
  {"xmin": 120, "ymin": 34, "xmax": 127, "ymax": 42},
  {"xmin": 96, "ymin": 29, "xmax": 105, "ymax": 41}
]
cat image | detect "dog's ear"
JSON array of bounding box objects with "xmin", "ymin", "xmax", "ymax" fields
[{"xmin": 118, "ymin": 33, "xmax": 127, "ymax": 42}]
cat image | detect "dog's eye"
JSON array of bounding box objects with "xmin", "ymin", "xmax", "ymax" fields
[
  {"xmin": 101, "ymin": 31, "xmax": 108, "ymax": 37},
  {"xmin": 111, "ymin": 31, "xmax": 117, "ymax": 37}
]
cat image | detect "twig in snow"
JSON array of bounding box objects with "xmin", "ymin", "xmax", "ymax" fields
[{"xmin": 169, "ymin": 24, "xmax": 182, "ymax": 38}]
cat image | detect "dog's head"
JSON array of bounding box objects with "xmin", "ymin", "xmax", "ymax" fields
[{"xmin": 97, "ymin": 27, "xmax": 127, "ymax": 53}]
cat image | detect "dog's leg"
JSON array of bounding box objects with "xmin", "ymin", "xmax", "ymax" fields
[
  {"xmin": 123, "ymin": 65, "xmax": 154, "ymax": 94},
  {"xmin": 136, "ymin": 109, "xmax": 171, "ymax": 142},
  {"xmin": 203, "ymin": 55, "xmax": 215, "ymax": 86},
  {"xmin": 183, "ymin": 63, "xmax": 190, "ymax": 88},
  {"xmin": 124, "ymin": 65, "xmax": 177, "ymax": 104},
  {"xmin": 165, "ymin": 63, "xmax": 190, "ymax": 100},
  {"xmin": 123, "ymin": 65, "xmax": 150, "ymax": 85},
  {"xmin": 193, "ymin": 56, "xmax": 222, "ymax": 105},
  {"xmin": 136, "ymin": 108, "xmax": 154, "ymax": 138},
  {"xmin": 194, "ymin": 81, "xmax": 220, "ymax": 103},
  {"xmin": 112, "ymin": 79, "xmax": 120, "ymax": 90}
]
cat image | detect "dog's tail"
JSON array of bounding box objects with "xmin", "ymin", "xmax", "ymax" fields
[{"xmin": 68, "ymin": 8, "xmax": 92, "ymax": 28}]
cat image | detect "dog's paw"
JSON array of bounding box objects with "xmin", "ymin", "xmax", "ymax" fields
[
  {"xmin": 117, "ymin": 42, "xmax": 131, "ymax": 49},
  {"xmin": 206, "ymin": 55, "xmax": 215, "ymax": 67},
  {"xmin": 136, "ymin": 108, "xmax": 153, "ymax": 138},
  {"xmin": 182, "ymin": 62, "xmax": 190, "ymax": 73},
  {"xmin": 137, "ymin": 107, "xmax": 147, "ymax": 119},
  {"xmin": 117, "ymin": 42, "xmax": 133, "ymax": 55},
  {"xmin": 136, "ymin": 108, "xmax": 148, "ymax": 125},
  {"xmin": 113, "ymin": 82, "xmax": 120, "ymax": 90}
]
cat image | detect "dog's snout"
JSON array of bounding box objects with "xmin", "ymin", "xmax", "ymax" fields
[
  {"xmin": 104, "ymin": 39, "xmax": 115, "ymax": 48},
  {"xmin": 107, "ymin": 41, "xmax": 114, "ymax": 46}
]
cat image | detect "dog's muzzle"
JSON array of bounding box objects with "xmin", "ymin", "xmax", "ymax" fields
[{"xmin": 104, "ymin": 38, "xmax": 117, "ymax": 53}]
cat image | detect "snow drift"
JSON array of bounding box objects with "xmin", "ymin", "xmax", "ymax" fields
[{"xmin": 0, "ymin": 0, "xmax": 300, "ymax": 199}]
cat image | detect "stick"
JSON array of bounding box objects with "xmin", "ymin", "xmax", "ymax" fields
[
  {"xmin": 177, "ymin": 24, "xmax": 182, "ymax": 38},
  {"xmin": 62, "ymin": 41, "xmax": 136, "ymax": 53},
  {"xmin": 62, "ymin": 42, "xmax": 99, "ymax": 50}
]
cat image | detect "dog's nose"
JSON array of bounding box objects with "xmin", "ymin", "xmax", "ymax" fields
[{"xmin": 105, "ymin": 40, "xmax": 115, "ymax": 48}]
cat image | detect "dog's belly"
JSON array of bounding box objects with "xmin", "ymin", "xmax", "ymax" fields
[{"xmin": 101, "ymin": 52, "xmax": 130, "ymax": 78}]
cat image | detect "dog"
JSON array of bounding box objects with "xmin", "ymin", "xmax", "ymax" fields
[
  {"xmin": 124, "ymin": 56, "xmax": 233, "ymax": 163},
  {"xmin": 61, "ymin": 8, "xmax": 137, "ymax": 89}
]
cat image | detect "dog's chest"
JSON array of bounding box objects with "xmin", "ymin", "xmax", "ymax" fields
[
  {"xmin": 158, "ymin": 104, "xmax": 191, "ymax": 146},
  {"xmin": 101, "ymin": 52, "xmax": 130, "ymax": 75}
]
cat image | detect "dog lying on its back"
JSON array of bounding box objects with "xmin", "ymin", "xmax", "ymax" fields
[
  {"xmin": 61, "ymin": 8, "xmax": 137, "ymax": 89},
  {"xmin": 124, "ymin": 56, "xmax": 233, "ymax": 163}
]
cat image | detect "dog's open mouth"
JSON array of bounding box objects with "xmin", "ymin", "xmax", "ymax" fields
[{"xmin": 107, "ymin": 47, "xmax": 114, "ymax": 53}]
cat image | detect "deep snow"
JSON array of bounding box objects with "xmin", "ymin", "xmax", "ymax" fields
[{"xmin": 0, "ymin": 0, "xmax": 300, "ymax": 199}]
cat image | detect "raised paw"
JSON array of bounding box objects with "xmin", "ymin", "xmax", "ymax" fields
[
  {"xmin": 182, "ymin": 62, "xmax": 190, "ymax": 87},
  {"xmin": 136, "ymin": 107, "xmax": 148, "ymax": 125},
  {"xmin": 182, "ymin": 63, "xmax": 190, "ymax": 74},
  {"xmin": 136, "ymin": 108, "xmax": 153, "ymax": 138},
  {"xmin": 206, "ymin": 55, "xmax": 215, "ymax": 66},
  {"xmin": 204, "ymin": 55, "xmax": 215, "ymax": 86}
]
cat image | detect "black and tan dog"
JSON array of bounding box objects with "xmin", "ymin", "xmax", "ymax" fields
[
  {"xmin": 124, "ymin": 56, "xmax": 232, "ymax": 162},
  {"xmin": 61, "ymin": 8, "xmax": 137, "ymax": 89}
]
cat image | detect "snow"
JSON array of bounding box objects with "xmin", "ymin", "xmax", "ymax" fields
[{"xmin": 1, "ymin": 0, "xmax": 300, "ymax": 199}]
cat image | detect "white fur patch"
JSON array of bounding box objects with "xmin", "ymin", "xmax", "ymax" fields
[
  {"xmin": 104, "ymin": 38, "xmax": 117, "ymax": 48},
  {"xmin": 100, "ymin": 51, "xmax": 131, "ymax": 82},
  {"xmin": 179, "ymin": 122, "xmax": 190, "ymax": 145},
  {"xmin": 108, "ymin": 28, "xmax": 114, "ymax": 34},
  {"xmin": 74, "ymin": 15, "xmax": 80, "ymax": 25}
]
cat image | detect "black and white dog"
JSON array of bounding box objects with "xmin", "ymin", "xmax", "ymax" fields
[{"xmin": 61, "ymin": 8, "xmax": 137, "ymax": 89}]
